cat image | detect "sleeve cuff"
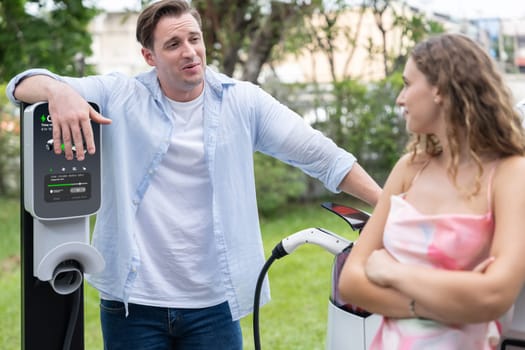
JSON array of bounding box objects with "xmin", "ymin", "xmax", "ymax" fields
[{"xmin": 5, "ymin": 68, "xmax": 60, "ymax": 105}]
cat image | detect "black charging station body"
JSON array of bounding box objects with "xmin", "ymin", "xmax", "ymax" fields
[{"xmin": 21, "ymin": 102, "xmax": 104, "ymax": 350}]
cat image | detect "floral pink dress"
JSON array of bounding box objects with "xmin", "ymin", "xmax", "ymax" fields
[{"xmin": 370, "ymin": 167, "xmax": 497, "ymax": 349}]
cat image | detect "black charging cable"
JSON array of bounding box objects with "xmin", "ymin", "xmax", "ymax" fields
[
  {"xmin": 62, "ymin": 286, "xmax": 81, "ymax": 350},
  {"xmin": 59, "ymin": 261, "xmax": 83, "ymax": 350},
  {"xmin": 253, "ymin": 242, "xmax": 289, "ymax": 350},
  {"xmin": 252, "ymin": 223, "xmax": 356, "ymax": 350}
]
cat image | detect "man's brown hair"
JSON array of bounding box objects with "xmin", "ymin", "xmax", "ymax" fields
[{"xmin": 136, "ymin": 0, "xmax": 202, "ymax": 49}]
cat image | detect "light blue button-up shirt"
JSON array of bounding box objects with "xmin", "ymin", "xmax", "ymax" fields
[{"xmin": 7, "ymin": 67, "xmax": 356, "ymax": 320}]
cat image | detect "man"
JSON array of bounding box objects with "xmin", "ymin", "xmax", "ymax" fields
[{"xmin": 7, "ymin": 1, "xmax": 381, "ymax": 349}]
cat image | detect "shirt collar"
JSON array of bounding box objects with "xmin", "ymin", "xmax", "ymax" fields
[{"xmin": 136, "ymin": 66, "xmax": 236, "ymax": 102}]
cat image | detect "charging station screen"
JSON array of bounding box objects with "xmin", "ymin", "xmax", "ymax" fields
[
  {"xmin": 26, "ymin": 102, "xmax": 101, "ymax": 219},
  {"xmin": 45, "ymin": 172, "xmax": 91, "ymax": 202}
]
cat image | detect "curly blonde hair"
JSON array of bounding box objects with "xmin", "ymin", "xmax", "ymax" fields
[{"xmin": 406, "ymin": 33, "xmax": 525, "ymax": 194}]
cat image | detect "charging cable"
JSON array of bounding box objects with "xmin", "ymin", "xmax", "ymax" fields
[
  {"xmin": 252, "ymin": 227, "xmax": 351, "ymax": 350},
  {"xmin": 62, "ymin": 285, "xmax": 82, "ymax": 350},
  {"xmin": 56, "ymin": 260, "xmax": 83, "ymax": 350}
]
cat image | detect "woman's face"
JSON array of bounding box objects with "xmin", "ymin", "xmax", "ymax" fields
[{"xmin": 396, "ymin": 57, "xmax": 443, "ymax": 135}]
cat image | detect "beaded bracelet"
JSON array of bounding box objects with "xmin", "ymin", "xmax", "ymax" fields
[{"xmin": 409, "ymin": 299, "xmax": 417, "ymax": 317}]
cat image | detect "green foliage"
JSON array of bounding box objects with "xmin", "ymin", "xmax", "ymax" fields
[
  {"xmin": 261, "ymin": 1, "xmax": 443, "ymax": 190},
  {"xmin": 272, "ymin": 75, "xmax": 406, "ymax": 187},
  {"xmin": 192, "ymin": 0, "xmax": 322, "ymax": 81},
  {"xmin": 0, "ymin": 267, "xmax": 20, "ymax": 349},
  {"xmin": 391, "ymin": 12, "xmax": 445, "ymax": 73},
  {"xmin": 0, "ymin": 197, "xmax": 20, "ymax": 261},
  {"xmin": 320, "ymin": 75, "xmax": 406, "ymax": 185},
  {"xmin": 340, "ymin": 73, "xmax": 407, "ymax": 184},
  {"xmin": 0, "ymin": 84, "xmax": 20, "ymax": 197},
  {"xmin": 0, "ymin": 0, "xmax": 99, "ymax": 83},
  {"xmin": 0, "ymin": 198, "xmax": 20, "ymax": 350},
  {"xmin": 254, "ymin": 152, "xmax": 307, "ymax": 216}
]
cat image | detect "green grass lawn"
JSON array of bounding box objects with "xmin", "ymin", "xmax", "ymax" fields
[{"xmin": 0, "ymin": 196, "xmax": 364, "ymax": 349}]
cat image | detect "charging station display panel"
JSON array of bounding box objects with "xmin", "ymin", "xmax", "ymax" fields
[{"xmin": 24, "ymin": 102, "xmax": 102, "ymax": 219}]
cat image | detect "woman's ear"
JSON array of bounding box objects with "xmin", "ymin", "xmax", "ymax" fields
[{"xmin": 432, "ymin": 88, "xmax": 442, "ymax": 105}]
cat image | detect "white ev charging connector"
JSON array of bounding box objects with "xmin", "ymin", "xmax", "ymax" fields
[
  {"xmin": 23, "ymin": 102, "xmax": 105, "ymax": 295},
  {"xmin": 253, "ymin": 203, "xmax": 382, "ymax": 350},
  {"xmin": 279, "ymin": 227, "xmax": 351, "ymax": 256},
  {"xmin": 253, "ymin": 226, "xmax": 352, "ymax": 350}
]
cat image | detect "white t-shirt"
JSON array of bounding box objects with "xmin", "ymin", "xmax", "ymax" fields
[{"xmin": 129, "ymin": 92, "xmax": 225, "ymax": 308}]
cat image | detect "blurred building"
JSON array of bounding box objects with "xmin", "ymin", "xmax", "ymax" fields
[
  {"xmin": 87, "ymin": 11, "xmax": 149, "ymax": 75},
  {"xmin": 502, "ymin": 18, "xmax": 525, "ymax": 72},
  {"xmin": 86, "ymin": 3, "xmax": 525, "ymax": 100}
]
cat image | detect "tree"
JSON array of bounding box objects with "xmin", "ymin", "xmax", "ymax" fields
[
  {"xmin": 0, "ymin": 0, "xmax": 98, "ymax": 195},
  {"xmin": 192, "ymin": 0, "xmax": 320, "ymax": 83},
  {"xmin": 0, "ymin": 83, "xmax": 20, "ymax": 197},
  {"xmin": 0, "ymin": 0, "xmax": 98, "ymax": 83},
  {"xmin": 262, "ymin": 1, "xmax": 444, "ymax": 186}
]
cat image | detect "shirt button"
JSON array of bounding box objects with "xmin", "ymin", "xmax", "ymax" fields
[
  {"xmin": 131, "ymin": 267, "xmax": 137, "ymax": 273},
  {"xmin": 132, "ymin": 199, "xmax": 139, "ymax": 205}
]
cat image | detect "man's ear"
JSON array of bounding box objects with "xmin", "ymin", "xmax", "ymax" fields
[{"xmin": 141, "ymin": 47, "xmax": 156, "ymax": 67}]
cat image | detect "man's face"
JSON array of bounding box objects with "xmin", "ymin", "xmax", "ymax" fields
[{"xmin": 141, "ymin": 13, "xmax": 206, "ymax": 102}]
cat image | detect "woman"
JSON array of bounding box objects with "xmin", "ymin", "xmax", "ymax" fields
[{"xmin": 338, "ymin": 33, "xmax": 525, "ymax": 349}]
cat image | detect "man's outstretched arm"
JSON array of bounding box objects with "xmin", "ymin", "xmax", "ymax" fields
[{"xmin": 338, "ymin": 163, "xmax": 382, "ymax": 206}]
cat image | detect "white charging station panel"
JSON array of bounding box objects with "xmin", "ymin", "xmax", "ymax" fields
[
  {"xmin": 23, "ymin": 101, "xmax": 105, "ymax": 294},
  {"xmin": 326, "ymin": 300, "xmax": 381, "ymax": 350},
  {"xmin": 23, "ymin": 102, "xmax": 101, "ymax": 220}
]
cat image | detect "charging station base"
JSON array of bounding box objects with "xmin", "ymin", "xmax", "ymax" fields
[
  {"xmin": 325, "ymin": 300, "xmax": 381, "ymax": 350},
  {"xmin": 21, "ymin": 210, "xmax": 85, "ymax": 350}
]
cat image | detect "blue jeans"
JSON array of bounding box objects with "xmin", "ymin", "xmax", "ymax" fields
[{"xmin": 100, "ymin": 300, "xmax": 243, "ymax": 350}]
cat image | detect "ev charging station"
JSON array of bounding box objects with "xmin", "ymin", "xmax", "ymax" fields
[
  {"xmin": 252, "ymin": 203, "xmax": 382, "ymax": 350},
  {"xmin": 20, "ymin": 101, "xmax": 105, "ymax": 350}
]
